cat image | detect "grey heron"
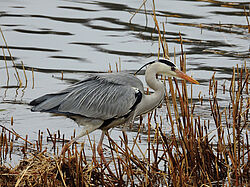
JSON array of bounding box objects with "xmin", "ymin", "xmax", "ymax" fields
[{"xmin": 30, "ymin": 59, "xmax": 199, "ymax": 164}]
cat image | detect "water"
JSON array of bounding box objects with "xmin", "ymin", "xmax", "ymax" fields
[{"xmin": 0, "ymin": 0, "xmax": 249, "ymax": 164}]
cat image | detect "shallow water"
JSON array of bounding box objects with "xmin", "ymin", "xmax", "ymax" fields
[{"xmin": 0, "ymin": 0, "xmax": 249, "ymax": 164}]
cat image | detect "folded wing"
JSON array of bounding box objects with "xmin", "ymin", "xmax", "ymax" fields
[{"xmin": 31, "ymin": 74, "xmax": 142, "ymax": 121}]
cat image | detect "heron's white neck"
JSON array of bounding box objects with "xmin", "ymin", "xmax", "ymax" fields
[{"xmin": 136, "ymin": 63, "xmax": 165, "ymax": 115}]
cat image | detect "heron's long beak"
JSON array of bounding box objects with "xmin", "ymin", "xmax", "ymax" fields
[{"xmin": 175, "ymin": 69, "xmax": 199, "ymax": 84}]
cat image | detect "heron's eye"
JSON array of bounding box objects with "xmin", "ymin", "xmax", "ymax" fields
[{"xmin": 171, "ymin": 66, "xmax": 176, "ymax": 71}]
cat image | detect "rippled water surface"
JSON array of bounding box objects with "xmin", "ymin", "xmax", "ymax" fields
[{"xmin": 0, "ymin": 0, "xmax": 249, "ymax": 163}]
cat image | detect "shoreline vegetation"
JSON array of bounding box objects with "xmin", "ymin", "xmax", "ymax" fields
[{"xmin": 0, "ymin": 1, "xmax": 249, "ymax": 186}]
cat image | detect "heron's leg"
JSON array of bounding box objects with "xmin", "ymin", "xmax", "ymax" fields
[
  {"xmin": 97, "ymin": 130, "xmax": 115, "ymax": 176},
  {"xmin": 60, "ymin": 130, "xmax": 87, "ymax": 156},
  {"xmin": 60, "ymin": 138, "xmax": 77, "ymax": 156},
  {"xmin": 97, "ymin": 130, "xmax": 107, "ymax": 164}
]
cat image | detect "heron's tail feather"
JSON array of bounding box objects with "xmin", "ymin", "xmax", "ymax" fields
[{"xmin": 30, "ymin": 93, "xmax": 67, "ymax": 112}]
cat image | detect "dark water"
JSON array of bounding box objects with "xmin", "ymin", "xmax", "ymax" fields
[{"xmin": 0, "ymin": 0, "xmax": 249, "ymax": 164}]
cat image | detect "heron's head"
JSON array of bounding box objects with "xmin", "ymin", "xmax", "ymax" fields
[{"xmin": 135, "ymin": 59, "xmax": 199, "ymax": 84}]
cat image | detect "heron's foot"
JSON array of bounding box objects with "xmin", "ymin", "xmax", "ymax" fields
[
  {"xmin": 97, "ymin": 144, "xmax": 107, "ymax": 165},
  {"xmin": 97, "ymin": 144, "xmax": 114, "ymax": 176}
]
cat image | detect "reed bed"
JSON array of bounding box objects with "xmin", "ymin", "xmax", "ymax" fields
[{"xmin": 0, "ymin": 5, "xmax": 249, "ymax": 187}]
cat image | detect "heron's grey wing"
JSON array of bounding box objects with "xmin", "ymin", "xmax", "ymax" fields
[
  {"xmin": 31, "ymin": 75, "xmax": 142, "ymax": 121},
  {"xmin": 59, "ymin": 77, "xmax": 142, "ymax": 119}
]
